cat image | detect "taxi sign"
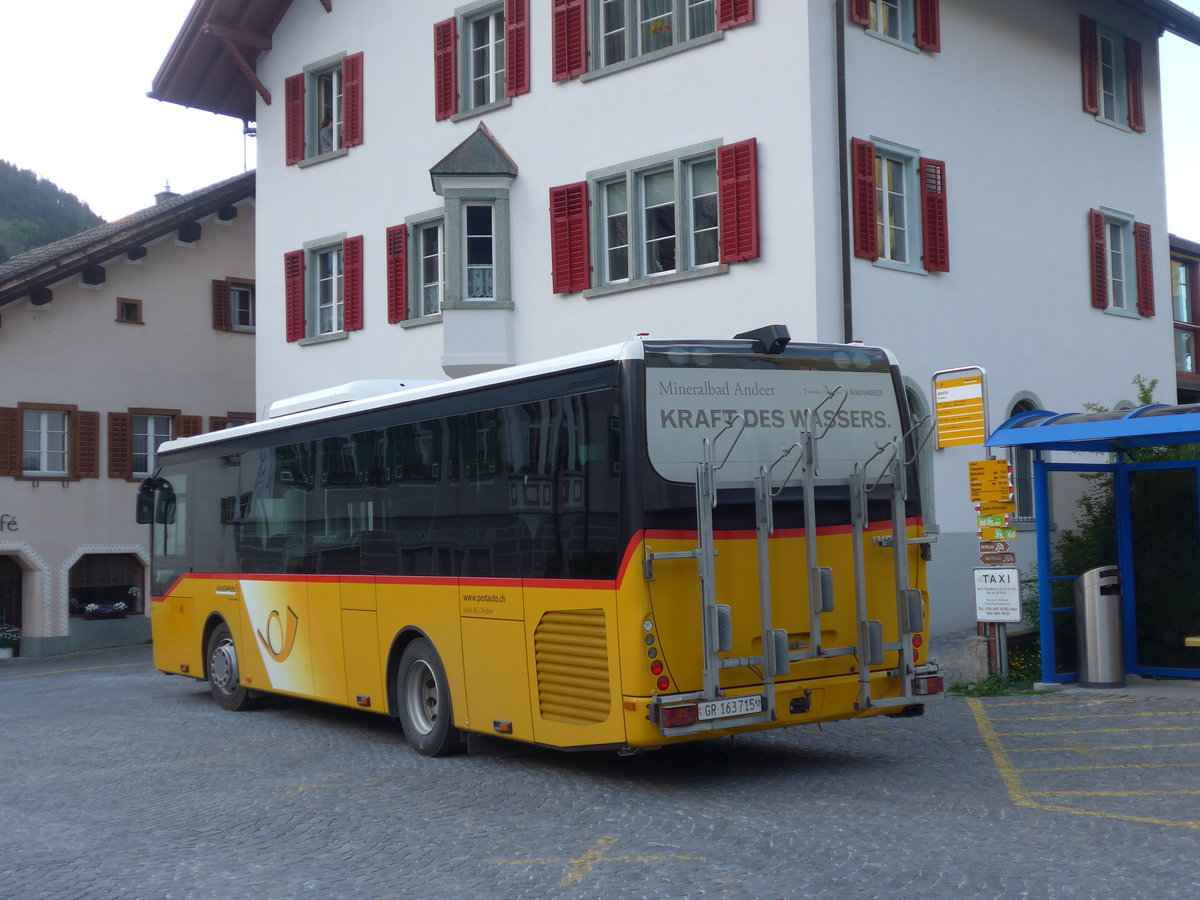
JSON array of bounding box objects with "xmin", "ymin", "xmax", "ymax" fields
[{"xmin": 974, "ymin": 567, "xmax": 1022, "ymax": 623}]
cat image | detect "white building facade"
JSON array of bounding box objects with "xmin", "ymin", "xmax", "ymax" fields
[
  {"xmin": 154, "ymin": 0, "xmax": 1198, "ymax": 633},
  {"xmin": 0, "ymin": 175, "xmax": 256, "ymax": 654}
]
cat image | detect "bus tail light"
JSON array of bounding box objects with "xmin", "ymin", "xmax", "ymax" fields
[
  {"xmin": 661, "ymin": 705, "xmax": 698, "ymax": 728},
  {"xmin": 914, "ymin": 674, "xmax": 944, "ymax": 696}
]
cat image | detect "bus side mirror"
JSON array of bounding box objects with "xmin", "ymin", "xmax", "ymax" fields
[
  {"xmin": 136, "ymin": 479, "xmax": 156, "ymax": 524},
  {"xmin": 156, "ymin": 486, "xmax": 177, "ymax": 525},
  {"xmin": 136, "ymin": 478, "xmax": 176, "ymax": 525}
]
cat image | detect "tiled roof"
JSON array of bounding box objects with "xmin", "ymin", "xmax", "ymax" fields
[{"xmin": 0, "ymin": 170, "xmax": 254, "ymax": 309}]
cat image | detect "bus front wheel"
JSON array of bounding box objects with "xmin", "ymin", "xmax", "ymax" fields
[
  {"xmin": 206, "ymin": 622, "xmax": 257, "ymax": 712},
  {"xmin": 397, "ymin": 638, "xmax": 463, "ymax": 756}
]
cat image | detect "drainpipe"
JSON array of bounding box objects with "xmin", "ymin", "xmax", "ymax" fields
[{"xmin": 835, "ymin": 0, "xmax": 854, "ymax": 343}]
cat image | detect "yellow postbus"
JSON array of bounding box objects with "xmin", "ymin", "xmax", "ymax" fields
[{"xmin": 142, "ymin": 326, "xmax": 941, "ymax": 756}]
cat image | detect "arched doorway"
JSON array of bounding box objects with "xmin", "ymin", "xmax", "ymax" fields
[{"xmin": 68, "ymin": 554, "xmax": 144, "ymax": 619}]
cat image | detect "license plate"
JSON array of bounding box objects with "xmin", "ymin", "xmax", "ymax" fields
[{"xmin": 697, "ymin": 694, "xmax": 763, "ymax": 721}]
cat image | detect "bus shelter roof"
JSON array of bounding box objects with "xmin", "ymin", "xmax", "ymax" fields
[{"xmin": 986, "ymin": 404, "xmax": 1200, "ymax": 454}]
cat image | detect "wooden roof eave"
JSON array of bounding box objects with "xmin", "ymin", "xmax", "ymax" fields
[{"xmin": 0, "ymin": 174, "xmax": 255, "ymax": 310}]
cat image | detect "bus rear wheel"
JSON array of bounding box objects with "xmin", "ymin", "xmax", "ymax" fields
[
  {"xmin": 206, "ymin": 622, "xmax": 257, "ymax": 712},
  {"xmin": 397, "ymin": 638, "xmax": 463, "ymax": 757}
]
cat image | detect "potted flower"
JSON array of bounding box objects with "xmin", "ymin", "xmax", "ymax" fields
[
  {"xmin": 84, "ymin": 601, "xmax": 128, "ymax": 620},
  {"xmin": 0, "ymin": 624, "xmax": 20, "ymax": 658}
]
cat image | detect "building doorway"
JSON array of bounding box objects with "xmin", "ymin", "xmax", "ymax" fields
[
  {"xmin": 68, "ymin": 554, "xmax": 144, "ymax": 618},
  {"xmin": 0, "ymin": 555, "xmax": 21, "ymax": 628}
]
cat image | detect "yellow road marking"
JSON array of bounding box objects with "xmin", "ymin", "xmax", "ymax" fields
[
  {"xmin": 985, "ymin": 697, "xmax": 1135, "ymax": 708},
  {"xmin": 1029, "ymin": 790, "xmax": 1200, "ymax": 798},
  {"xmin": 1007, "ymin": 741, "xmax": 1200, "ymax": 752},
  {"xmin": 1018, "ymin": 762, "xmax": 1200, "ymax": 773},
  {"xmin": 998, "ymin": 711, "xmax": 1200, "ymax": 722},
  {"xmin": 967, "ymin": 697, "xmax": 1200, "ymax": 830},
  {"xmin": 999, "ymin": 725, "xmax": 1200, "ymax": 737},
  {"xmin": 488, "ymin": 837, "xmax": 705, "ymax": 887},
  {"xmin": 0, "ymin": 662, "xmax": 143, "ymax": 679},
  {"xmin": 560, "ymin": 837, "xmax": 619, "ymax": 886},
  {"xmin": 965, "ymin": 697, "xmax": 1035, "ymax": 807}
]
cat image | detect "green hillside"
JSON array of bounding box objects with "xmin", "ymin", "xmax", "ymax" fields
[{"xmin": 0, "ymin": 160, "xmax": 105, "ymax": 263}]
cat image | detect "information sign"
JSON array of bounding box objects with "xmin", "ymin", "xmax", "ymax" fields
[
  {"xmin": 933, "ymin": 368, "xmax": 987, "ymax": 448},
  {"xmin": 979, "ymin": 551, "xmax": 1018, "ymax": 565},
  {"xmin": 974, "ymin": 567, "xmax": 1022, "ymax": 623},
  {"xmin": 978, "ymin": 526, "xmax": 1018, "ymax": 541}
]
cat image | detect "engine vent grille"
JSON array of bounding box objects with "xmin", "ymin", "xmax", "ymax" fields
[{"xmin": 534, "ymin": 608, "xmax": 611, "ymax": 725}]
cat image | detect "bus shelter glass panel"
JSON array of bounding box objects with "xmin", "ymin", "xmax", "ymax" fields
[{"xmin": 1130, "ymin": 467, "xmax": 1200, "ymax": 672}]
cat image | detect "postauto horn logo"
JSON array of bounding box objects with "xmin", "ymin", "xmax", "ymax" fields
[{"xmin": 256, "ymin": 607, "xmax": 300, "ymax": 662}]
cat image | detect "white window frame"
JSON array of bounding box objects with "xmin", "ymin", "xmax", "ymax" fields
[
  {"xmin": 1094, "ymin": 24, "xmax": 1130, "ymax": 128},
  {"xmin": 417, "ymin": 220, "xmax": 446, "ymax": 317},
  {"xmin": 870, "ymin": 139, "xmax": 925, "ymax": 274},
  {"xmin": 865, "ymin": 0, "xmax": 917, "ymax": 49},
  {"xmin": 307, "ymin": 56, "xmax": 345, "ymax": 158},
  {"xmin": 463, "ymin": 204, "xmax": 496, "ymax": 301},
  {"xmin": 1101, "ymin": 209, "xmax": 1135, "ymax": 314},
  {"xmin": 601, "ymin": 179, "xmax": 631, "ymax": 284},
  {"xmin": 587, "ymin": 0, "xmax": 721, "ymax": 77},
  {"xmin": 467, "ymin": 7, "xmax": 506, "ymax": 110},
  {"xmin": 309, "ymin": 241, "xmax": 345, "ymax": 335},
  {"xmin": 231, "ymin": 283, "xmax": 256, "ymax": 333},
  {"xmin": 588, "ymin": 141, "xmax": 725, "ymax": 294},
  {"xmin": 22, "ymin": 409, "xmax": 68, "ymax": 476},
  {"xmin": 132, "ymin": 414, "xmax": 173, "ymax": 477}
]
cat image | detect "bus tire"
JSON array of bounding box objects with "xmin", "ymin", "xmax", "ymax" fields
[
  {"xmin": 397, "ymin": 638, "xmax": 463, "ymax": 757},
  {"xmin": 206, "ymin": 622, "xmax": 257, "ymax": 712}
]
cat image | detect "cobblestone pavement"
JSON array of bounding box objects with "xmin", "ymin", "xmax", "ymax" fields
[{"xmin": 3, "ymin": 645, "xmax": 1200, "ymax": 899}]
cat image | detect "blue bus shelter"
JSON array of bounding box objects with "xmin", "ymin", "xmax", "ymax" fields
[{"xmin": 987, "ymin": 404, "xmax": 1200, "ymax": 683}]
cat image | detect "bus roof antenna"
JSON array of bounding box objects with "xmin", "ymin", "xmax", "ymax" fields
[{"xmin": 734, "ymin": 324, "xmax": 791, "ymax": 354}]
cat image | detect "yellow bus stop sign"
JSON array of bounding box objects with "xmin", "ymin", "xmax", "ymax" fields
[{"xmin": 933, "ymin": 369, "xmax": 986, "ymax": 448}]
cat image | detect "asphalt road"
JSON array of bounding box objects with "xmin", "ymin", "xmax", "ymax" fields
[{"xmin": 2, "ymin": 645, "xmax": 1199, "ymax": 899}]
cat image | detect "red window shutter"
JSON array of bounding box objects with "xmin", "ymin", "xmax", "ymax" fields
[
  {"xmin": 74, "ymin": 411, "xmax": 100, "ymax": 478},
  {"xmin": 1134, "ymin": 222, "xmax": 1155, "ymax": 316},
  {"xmin": 212, "ymin": 279, "xmax": 232, "ymax": 331},
  {"xmin": 343, "ymin": 52, "xmax": 364, "ymax": 146},
  {"xmin": 343, "ymin": 236, "xmax": 364, "ymax": 331},
  {"xmin": 849, "ymin": 0, "xmax": 871, "ymax": 27},
  {"xmin": 506, "ymin": 0, "xmax": 530, "ymax": 97},
  {"xmin": 285, "ymin": 73, "xmax": 305, "ymax": 165},
  {"xmin": 919, "ymin": 157, "xmax": 949, "ymax": 272},
  {"xmin": 285, "ymin": 250, "xmax": 306, "ymax": 342},
  {"xmin": 914, "ymin": 0, "xmax": 940, "ymax": 52},
  {"xmin": 108, "ymin": 413, "xmax": 132, "ymax": 479},
  {"xmin": 851, "ymin": 138, "xmax": 878, "ymax": 261},
  {"xmin": 549, "ymin": 182, "xmax": 591, "ymax": 293},
  {"xmin": 1089, "ymin": 209, "xmax": 1108, "ymax": 309},
  {"xmin": 1080, "ymin": 17, "xmax": 1099, "ymax": 116},
  {"xmin": 386, "ymin": 225, "xmax": 409, "ymax": 323},
  {"xmin": 177, "ymin": 415, "xmax": 203, "ymax": 438},
  {"xmin": 717, "ymin": 0, "xmax": 755, "ymax": 30},
  {"xmin": 553, "ymin": 0, "xmax": 588, "ymax": 82},
  {"xmin": 209, "ymin": 416, "xmax": 231, "ymax": 432},
  {"xmin": 0, "ymin": 407, "xmax": 19, "ymax": 477},
  {"xmin": 1125, "ymin": 38, "xmax": 1145, "ymax": 133},
  {"xmin": 434, "ymin": 18, "xmax": 458, "ymax": 120},
  {"xmin": 717, "ymin": 138, "xmax": 760, "ymax": 264}
]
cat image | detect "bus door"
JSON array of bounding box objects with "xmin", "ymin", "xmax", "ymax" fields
[{"xmin": 458, "ymin": 580, "xmax": 533, "ymax": 741}]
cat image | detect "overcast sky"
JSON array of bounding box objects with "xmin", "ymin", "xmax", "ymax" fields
[{"xmin": 3, "ymin": 2, "xmax": 1199, "ymax": 236}]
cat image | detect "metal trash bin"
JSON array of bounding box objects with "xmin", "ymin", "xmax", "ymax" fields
[{"xmin": 1075, "ymin": 566, "xmax": 1124, "ymax": 687}]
